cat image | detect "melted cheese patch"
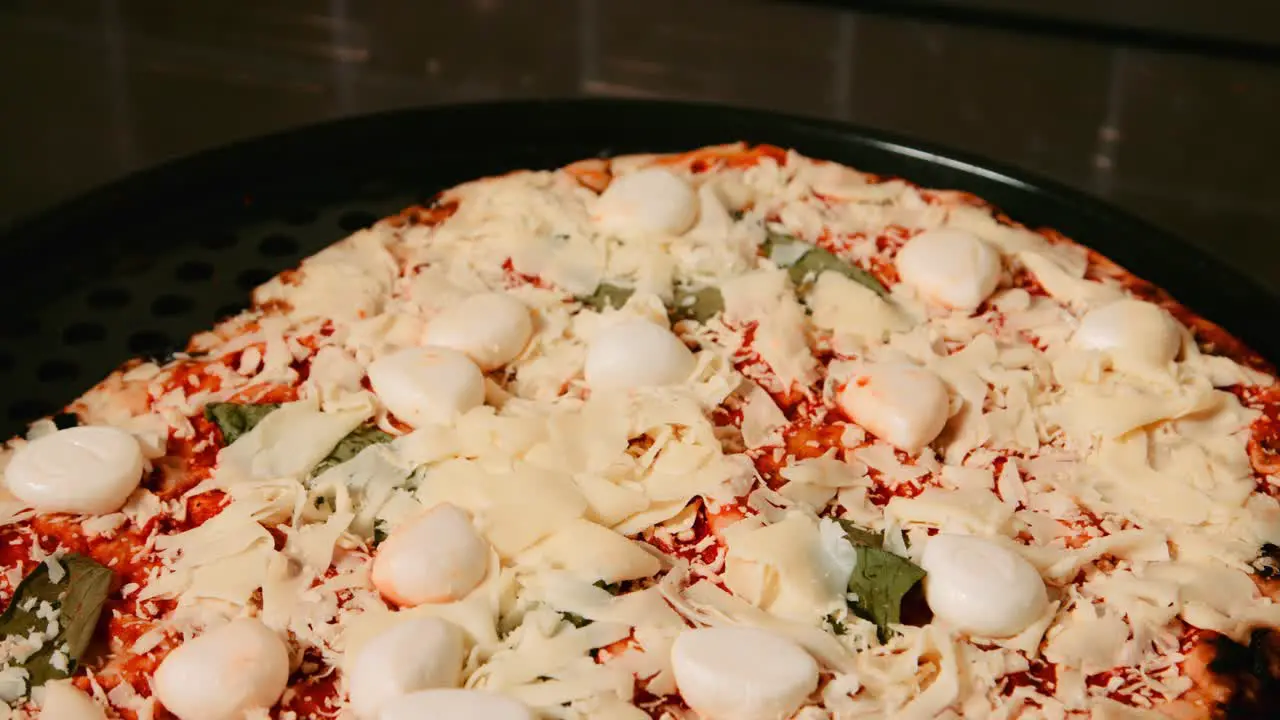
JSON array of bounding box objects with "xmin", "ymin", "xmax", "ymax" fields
[
  {"xmin": 518, "ymin": 518, "xmax": 661, "ymax": 584},
  {"xmin": 416, "ymin": 460, "xmax": 588, "ymax": 558},
  {"xmin": 808, "ymin": 271, "xmax": 913, "ymax": 342},
  {"xmin": 722, "ymin": 512, "xmax": 850, "ymax": 623},
  {"xmin": 720, "ymin": 267, "xmax": 817, "ymax": 389}
]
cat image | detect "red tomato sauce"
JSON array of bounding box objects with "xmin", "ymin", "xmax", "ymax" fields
[
  {"xmin": 1227, "ymin": 385, "xmax": 1280, "ymax": 496},
  {"xmin": 1002, "ymin": 658, "xmax": 1056, "ymax": 697},
  {"xmin": 387, "ymin": 200, "xmax": 458, "ymax": 228},
  {"xmin": 1009, "ymin": 267, "xmax": 1050, "ymax": 298},
  {"xmin": 645, "ymin": 500, "xmax": 747, "ymax": 569},
  {"xmin": 655, "ymin": 144, "xmax": 786, "ymax": 173},
  {"xmin": 864, "ymin": 475, "xmax": 928, "ymax": 507},
  {"xmin": 277, "ymin": 669, "xmax": 341, "ymax": 718},
  {"xmin": 635, "ymin": 685, "xmax": 691, "ymax": 719},
  {"xmin": 500, "ymin": 258, "xmax": 549, "ymax": 290}
]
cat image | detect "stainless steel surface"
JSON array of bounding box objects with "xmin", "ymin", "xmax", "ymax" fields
[{"xmin": 3, "ymin": 0, "xmax": 1278, "ymax": 285}]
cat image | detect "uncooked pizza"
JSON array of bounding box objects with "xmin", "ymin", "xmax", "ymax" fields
[{"xmin": 1, "ymin": 144, "xmax": 1278, "ymax": 720}]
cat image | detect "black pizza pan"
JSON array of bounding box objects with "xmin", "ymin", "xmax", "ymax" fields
[{"xmin": 0, "ymin": 99, "xmax": 1273, "ymax": 440}]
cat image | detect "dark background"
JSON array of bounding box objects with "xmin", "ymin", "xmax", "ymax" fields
[{"xmin": 3, "ymin": 0, "xmax": 1279, "ymax": 285}]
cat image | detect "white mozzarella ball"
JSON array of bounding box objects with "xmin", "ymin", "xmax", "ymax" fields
[
  {"xmin": 671, "ymin": 626, "xmax": 818, "ymax": 720},
  {"xmin": 584, "ymin": 319, "xmax": 696, "ymax": 392},
  {"xmin": 1071, "ymin": 299, "xmax": 1180, "ymax": 369},
  {"xmin": 5, "ymin": 425, "xmax": 144, "ymax": 515},
  {"xmin": 837, "ymin": 363, "xmax": 950, "ymax": 453},
  {"xmin": 372, "ymin": 503, "xmax": 489, "ymax": 607},
  {"xmin": 39, "ymin": 680, "xmax": 107, "ymax": 720},
  {"xmin": 595, "ymin": 168, "xmax": 698, "ymax": 236},
  {"xmin": 895, "ymin": 228, "xmax": 1002, "ymax": 310},
  {"xmin": 367, "ymin": 347, "xmax": 484, "ymax": 426},
  {"xmin": 379, "ymin": 689, "xmax": 534, "ymax": 720},
  {"xmin": 153, "ymin": 618, "xmax": 289, "ymax": 720},
  {"xmin": 920, "ymin": 533, "xmax": 1048, "ymax": 637},
  {"xmin": 423, "ymin": 293, "xmax": 533, "ymax": 371},
  {"xmin": 347, "ymin": 617, "xmax": 465, "ymax": 720}
]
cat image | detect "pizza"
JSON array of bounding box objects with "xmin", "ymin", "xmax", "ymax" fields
[{"xmin": 0, "ymin": 142, "xmax": 1278, "ymax": 720}]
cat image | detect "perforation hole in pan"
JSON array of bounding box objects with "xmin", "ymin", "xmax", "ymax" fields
[{"xmin": 0, "ymin": 193, "xmax": 412, "ymax": 437}]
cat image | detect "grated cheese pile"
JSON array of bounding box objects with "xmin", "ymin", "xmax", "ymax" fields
[{"xmin": 0, "ymin": 144, "xmax": 1277, "ymax": 720}]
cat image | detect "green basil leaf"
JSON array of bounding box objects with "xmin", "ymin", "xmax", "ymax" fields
[
  {"xmin": 668, "ymin": 286, "xmax": 724, "ymax": 324},
  {"xmin": 372, "ymin": 519, "xmax": 390, "ymax": 547},
  {"xmin": 825, "ymin": 613, "xmax": 849, "ymax": 636},
  {"xmin": 560, "ymin": 612, "xmax": 592, "ymax": 629},
  {"xmin": 580, "ymin": 281, "xmax": 723, "ymax": 324},
  {"xmin": 579, "ymin": 283, "xmax": 634, "ymax": 312},
  {"xmin": 592, "ymin": 579, "xmax": 623, "ymax": 596},
  {"xmin": 793, "ymin": 248, "xmax": 888, "ymax": 297},
  {"xmin": 0, "ymin": 555, "xmax": 113, "ymax": 690},
  {"xmin": 763, "ymin": 232, "xmax": 888, "ymax": 297},
  {"xmin": 839, "ymin": 522, "xmax": 926, "ymax": 644},
  {"xmin": 207, "ymin": 402, "xmax": 395, "ymax": 479},
  {"xmin": 203, "ymin": 402, "xmax": 280, "ymax": 445},
  {"xmin": 837, "ymin": 519, "xmax": 883, "ymax": 549},
  {"xmin": 311, "ymin": 426, "xmax": 394, "ymax": 478}
]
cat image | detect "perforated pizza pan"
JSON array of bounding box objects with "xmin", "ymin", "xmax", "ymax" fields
[{"xmin": 1, "ymin": 99, "xmax": 1274, "ymax": 441}]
